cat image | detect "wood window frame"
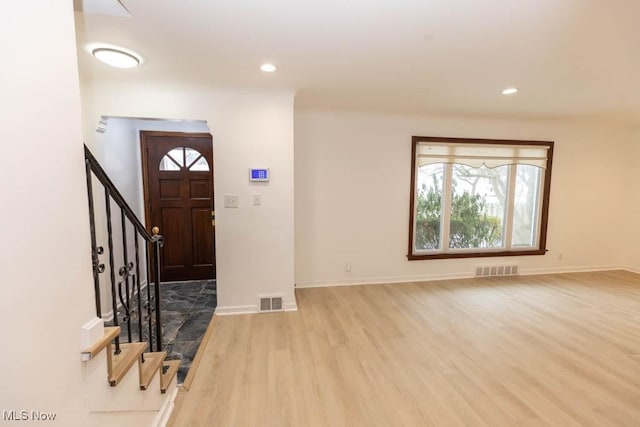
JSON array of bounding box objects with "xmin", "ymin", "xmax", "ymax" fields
[{"xmin": 407, "ymin": 136, "xmax": 554, "ymax": 261}]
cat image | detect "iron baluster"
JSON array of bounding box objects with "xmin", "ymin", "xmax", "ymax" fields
[
  {"xmin": 145, "ymin": 243, "xmax": 154, "ymax": 351},
  {"xmin": 120, "ymin": 210, "xmax": 132, "ymax": 343},
  {"xmin": 134, "ymin": 233, "xmax": 143, "ymax": 343},
  {"xmin": 104, "ymin": 188, "xmax": 120, "ymax": 354},
  {"xmin": 85, "ymin": 159, "xmax": 102, "ymax": 317},
  {"xmin": 152, "ymin": 227, "xmax": 163, "ymax": 352},
  {"xmin": 118, "ymin": 264, "xmax": 134, "ymax": 343}
]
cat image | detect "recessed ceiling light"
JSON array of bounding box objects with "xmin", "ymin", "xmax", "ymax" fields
[
  {"xmin": 92, "ymin": 47, "xmax": 141, "ymax": 69},
  {"xmin": 502, "ymin": 87, "xmax": 519, "ymax": 95},
  {"xmin": 260, "ymin": 63, "xmax": 277, "ymax": 72}
]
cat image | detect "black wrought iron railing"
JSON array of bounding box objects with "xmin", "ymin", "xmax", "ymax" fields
[{"xmin": 84, "ymin": 145, "xmax": 164, "ymax": 353}]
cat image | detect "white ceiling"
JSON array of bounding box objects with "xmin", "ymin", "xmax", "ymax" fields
[{"xmin": 75, "ymin": 0, "xmax": 640, "ymax": 124}]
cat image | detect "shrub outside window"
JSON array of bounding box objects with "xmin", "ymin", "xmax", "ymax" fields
[{"xmin": 408, "ymin": 136, "xmax": 553, "ymax": 260}]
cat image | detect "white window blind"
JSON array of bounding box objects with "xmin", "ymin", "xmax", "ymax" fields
[{"xmin": 417, "ymin": 142, "xmax": 550, "ymax": 169}]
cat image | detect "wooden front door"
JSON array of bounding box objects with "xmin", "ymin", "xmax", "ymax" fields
[{"xmin": 141, "ymin": 131, "xmax": 215, "ymax": 282}]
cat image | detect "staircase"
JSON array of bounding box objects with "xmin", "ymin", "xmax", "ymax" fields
[
  {"xmin": 82, "ymin": 326, "xmax": 180, "ymax": 393},
  {"xmin": 82, "ymin": 145, "xmax": 180, "ymax": 426}
]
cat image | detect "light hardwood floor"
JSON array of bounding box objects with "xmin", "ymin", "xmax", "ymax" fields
[{"xmin": 169, "ymin": 271, "xmax": 640, "ymax": 426}]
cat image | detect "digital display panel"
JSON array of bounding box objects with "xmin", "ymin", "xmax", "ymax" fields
[{"xmin": 249, "ymin": 168, "xmax": 269, "ymax": 181}]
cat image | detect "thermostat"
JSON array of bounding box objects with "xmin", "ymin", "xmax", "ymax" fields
[{"xmin": 249, "ymin": 168, "xmax": 270, "ymax": 182}]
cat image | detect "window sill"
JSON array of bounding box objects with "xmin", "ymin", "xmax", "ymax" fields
[{"xmin": 407, "ymin": 249, "xmax": 547, "ymax": 261}]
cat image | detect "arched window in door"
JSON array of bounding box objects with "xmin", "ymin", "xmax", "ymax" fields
[{"xmin": 159, "ymin": 147, "xmax": 210, "ymax": 171}]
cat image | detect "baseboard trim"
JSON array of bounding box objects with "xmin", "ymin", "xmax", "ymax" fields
[
  {"xmin": 621, "ymin": 265, "xmax": 640, "ymax": 274},
  {"xmin": 295, "ymin": 272, "xmax": 473, "ymax": 288},
  {"xmin": 152, "ymin": 381, "xmax": 179, "ymax": 427},
  {"xmin": 520, "ymin": 265, "xmax": 621, "ymax": 276},
  {"xmin": 215, "ymin": 301, "xmax": 298, "ymax": 316},
  {"xmin": 284, "ymin": 302, "xmax": 298, "ymax": 312},
  {"xmin": 295, "ymin": 265, "xmax": 626, "ymax": 289},
  {"xmin": 214, "ymin": 305, "xmax": 257, "ymax": 315}
]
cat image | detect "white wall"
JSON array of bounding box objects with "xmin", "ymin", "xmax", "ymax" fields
[
  {"xmin": 80, "ymin": 81, "xmax": 296, "ymax": 313},
  {"xmin": 294, "ymin": 108, "xmax": 636, "ymax": 286},
  {"xmin": 0, "ymin": 1, "xmax": 95, "ymax": 425}
]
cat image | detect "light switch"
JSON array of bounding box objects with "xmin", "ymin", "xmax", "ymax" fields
[
  {"xmin": 224, "ymin": 194, "xmax": 238, "ymax": 208},
  {"xmin": 253, "ymin": 194, "xmax": 261, "ymax": 206}
]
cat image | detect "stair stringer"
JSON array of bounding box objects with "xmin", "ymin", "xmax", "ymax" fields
[
  {"xmin": 84, "ymin": 349, "xmax": 174, "ymax": 412},
  {"xmin": 81, "ymin": 317, "xmax": 179, "ymax": 427}
]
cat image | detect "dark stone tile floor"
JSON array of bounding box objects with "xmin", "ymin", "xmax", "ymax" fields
[{"xmin": 160, "ymin": 280, "xmax": 217, "ymax": 383}]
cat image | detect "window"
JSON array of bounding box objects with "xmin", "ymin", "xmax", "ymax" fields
[
  {"xmin": 159, "ymin": 147, "xmax": 210, "ymax": 171},
  {"xmin": 408, "ymin": 136, "xmax": 553, "ymax": 260}
]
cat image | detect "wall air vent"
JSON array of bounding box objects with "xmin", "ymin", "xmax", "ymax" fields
[
  {"xmin": 258, "ymin": 295, "xmax": 284, "ymax": 313},
  {"xmin": 475, "ymin": 264, "xmax": 519, "ymax": 277}
]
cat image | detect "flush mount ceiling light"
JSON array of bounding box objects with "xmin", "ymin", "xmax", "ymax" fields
[
  {"xmin": 502, "ymin": 87, "xmax": 519, "ymax": 95},
  {"xmin": 260, "ymin": 63, "xmax": 277, "ymax": 72},
  {"xmin": 92, "ymin": 47, "xmax": 141, "ymax": 69}
]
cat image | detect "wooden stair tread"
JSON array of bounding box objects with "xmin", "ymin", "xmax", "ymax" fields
[
  {"xmin": 139, "ymin": 351, "xmax": 166, "ymax": 390},
  {"xmin": 109, "ymin": 342, "xmax": 147, "ymax": 386},
  {"xmin": 161, "ymin": 360, "xmax": 181, "ymax": 393},
  {"xmin": 82, "ymin": 326, "xmax": 121, "ymax": 359}
]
